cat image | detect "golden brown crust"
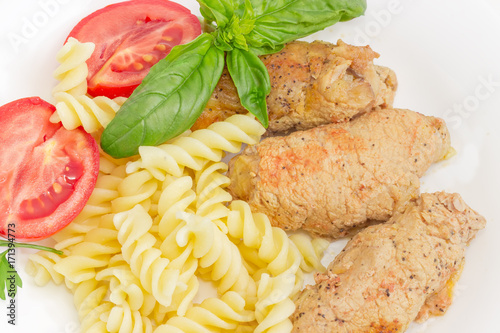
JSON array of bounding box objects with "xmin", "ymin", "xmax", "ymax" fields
[
  {"xmin": 227, "ymin": 108, "xmax": 452, "ymax": 238},
  {"xmin": 191, "ymin": 40, "xmax": 397, "ymax": 133},
  {"xmin": 291, "ymin": 192, "xmax": 486, "ymax": 332}
]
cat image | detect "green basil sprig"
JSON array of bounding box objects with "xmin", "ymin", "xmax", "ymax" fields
[
  {"xmin": 0, "ymin": 241, "xmax": 62, "ymax": 300},
  {"xmin": 101, "ymin": 0, "xmax": 366, "ymax": 158}
]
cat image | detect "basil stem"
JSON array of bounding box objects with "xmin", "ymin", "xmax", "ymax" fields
[
  {"xmin": 101, "ymin": 33, "xmax": 225, "ymax": 158},
  {"xmin": 0, "ymin": 240, "xmax": 63, "ymax": 255}
]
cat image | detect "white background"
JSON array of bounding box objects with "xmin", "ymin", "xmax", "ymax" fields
[{"xmin": 1, "ymin": 0, "xmax": 500, "ymax": 332}]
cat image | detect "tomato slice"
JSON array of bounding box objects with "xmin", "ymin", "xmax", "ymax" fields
[
  {"xmin": 68, "ymin": 0, "xmax": 202, "ymax": 99},
  {"xmin": 0, "ymin": 97, "xmax": 99, "ymax": 241}
]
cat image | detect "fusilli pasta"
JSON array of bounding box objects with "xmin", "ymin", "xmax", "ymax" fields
[
  {"xmin": 52, "ymin": 93, "xmax": 126, "ymax": 132},
  {"xmin": 102, "ymin": 302, "xmax": 154, "ymax": 333},
  {"xmin": 52, "ymin": 37, "xmax": 94, "ymax": 96},
  {"xmin": 154, "ymin": 292, "xmax": 255, "ymax": 333},
  {"xmin": 50, "ymin": 37, "xmax": 128, "ymax": 133},
  {"xmin": 111, "ymin": 169, "xmax": 159, "ymax": 214},
  {"xmin": 126, "ymin": 113, "xmax": 265, "ymax": 180},
  {"xmin": 223, "ymin": 201, "xmax": 311, "ymax": 332},
  {"xmin": 53, "ymin": 214, "xmax": 121, "ymax": 284},
  {"xmin": 254, "ymin": 273, "xmax": 297, "ymax": 333},
  {"xmin": 96, "ymin": 264, "xmax": 155, "ymax": 316},
  {"xmin": 289, "ymin": 233, "xmax": 329, "ymax": 273},
  {"xmin": 154, "ymin": 175, "xmax": 196, "ymax": 239},
  {"xmin": 25, "ymin": 251, "xmax": 64, "ymax": 286},
  {"xmin": 114, "ymin": 204, "xmax": 199, "ymax": 314},
  {"xmin": 71, "ymin": 279, "xmax": 110, "ymax": 330},
  {"xmin": 175, "ymin": 212, "xmax": 257, "ymax": 301},
  {"xmin": 227, "ymin": 200, "xmax": 303, "ymax": 279},
  {"xmin": 193, "ymin": 161, "xmax": 232, "ymax": 226}
]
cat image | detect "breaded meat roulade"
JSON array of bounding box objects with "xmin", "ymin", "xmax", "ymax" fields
[
  {"xmin": 291, "ymin": 192, "xmax": 486, "ymax": 332},
  {"xmin": 192, "ymin": 40, "xmax": 397, "ymax": 134},
  {"xmin": 227, "ymin": 108, "xmax": 452, "ymax": 238}
]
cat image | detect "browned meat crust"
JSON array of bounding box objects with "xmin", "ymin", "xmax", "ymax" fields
[
  {"xmin": 192, "ymin": 40, "xmax": 397, "ymax": 133},
  {"xmin": 227, "ymin": 108, "xmax": 452, "ymax": 238},
  {"xmin": 291, "ymin": 192, "xmax": 486, "ymax": 332}
]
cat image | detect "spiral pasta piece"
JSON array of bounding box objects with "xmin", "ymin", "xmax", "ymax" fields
[
  {"xmin": 52, "ymin": 246, "xmax": 114, "ymax": 284},
  {"xmin": 111, "ymin": 169, "xmax": 159, "ymax": 214},
  {"xmin": 25, "ymin": 251, "xmax": 64, "ymax": 286},
  {"xmin": 114, "ymin": 205, "xmax": 199, "ymax": 313},
  {"xmin": 95, "ymin": 252, "xmax": 159, "ymax": 317},
  {"xmin": 152, "ymin": 177, "xmax": 201, "ymax": 316},
  {"xmin": 126, "ymin": 113, "xmax": 265, "ymax": 180},
  {"xmin": 51, "ymin": 216, "xmax": 102, "ymax": 251},
  {"xmin": 53, "ymin": 214, "xmax": 121, "ymax": 284},
  {"xmin": 102, "ymin": 302, "xmax": 154, "ymax": 333},
  {"xmin": 154, "ymin": 291, "xmax": 255, "ymax": 333},
  {"xmin": 254, "ymin": 273, "xmax": 297, "ymax": 333},
  {"xmin": 227, "ymin": 200, "xmax": 303, "ymax": 278},
  {"xmin": 51, "ymin": 93, "xmax": 126, "ymax": 132},
  {"xmin": 50, "ymin": 37, "xmax": 129, "ymax": 133},
  {"xmin": 81, "ymin": 302, "xmax": 113, "ymax": 333},
  {"xmin": 175, "ymin": 212, "xmax": 256, "ymax": 301},
  {"xmin": 70, "ymin": 279, "xmax": 111, "ymax": 332},
  {"xmin": 151, "ymin": 176, "xmax": 203, "ymax": 315},
  {"xmin": 193, "ymin": 161, "xmax": 232, "ymax": 226},
  {"xmin": 96, "ymin": 265, "xmax": 156, "ymax": 317},
  {"xmin": 154, "ymin": 175, "xmax": 196, "ymax": 240},
  {"xmin": 52, "ymin": 37, "xmax": 94, "ymax": 96},
  {"xmin": 289, "ymin": 233, "xmax": 330, "ymax": 273},
  {"xmin": 223, "ymin": 200, "xmax": 307, "ymax": 332}
]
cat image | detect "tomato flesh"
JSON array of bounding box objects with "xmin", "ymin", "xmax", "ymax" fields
[
  {"xmin": 0, "ymin": 97, "xmax": 99, "ymax": 241},
  {"xmin": 19, "ymin": 154, "xmax": 83, "ymax": 220},
  {"xmin": 68, "ymin": 0, "xmax": 202, "ymax": 98}
]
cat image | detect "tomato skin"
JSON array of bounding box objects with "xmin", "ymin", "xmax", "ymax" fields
[
  {"xmin": 67, "ymin": 0, "xmax": 202, "ymax": 99},
  {"xmin": 0, "ymin": 97, "xmax": 99, "ymax": 241}
]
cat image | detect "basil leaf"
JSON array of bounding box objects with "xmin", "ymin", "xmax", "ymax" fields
[
  {"xmin": 0, "ymin": 250, "xmax": 22, "ymax": 300},
  {"xmin": 101, "ymin": 34, "xmax": 225, "ymax": 158},
  {"xmin": 0, "ymin": 250, "xmax": 8, "ymax": 300},
  {"xmin": 246, "ymin": 0, "xmax": 367, "ymax": 51},
  {"xmin": 227, "ymin": 48, "xmax": 270, "ymax": 127},
  {"xmin": 197, "ymin": 0, "xmax": 235, "ymax": 27},
  {"xmin": 0, "ymin": 241, "xmax": 60, "ymax": 300}
]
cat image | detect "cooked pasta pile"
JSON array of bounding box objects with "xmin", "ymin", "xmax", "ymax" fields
[{"xmin": 26, "ymin": 38, "xmax": 329, "ymax": 333}]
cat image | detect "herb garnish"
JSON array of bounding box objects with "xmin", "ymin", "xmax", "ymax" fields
[
  {"xmin": 101, "ymin": 0, "xmax": 367, "ymax": 158},
  {"xmin": 0, "ymin": 241, "xmax": 62, "ymax": 300}
]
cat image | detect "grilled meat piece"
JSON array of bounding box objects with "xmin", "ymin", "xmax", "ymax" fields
[
  {"xmin": 192, "ymin": 40, "xmax": 397, "ymax": 134},
  {"xmin": 291, "ymin": 192, "xmax": 486, "ymax": 332},
  {"xmin": 227, "ymin": 108, "xmax": 451, "ymax": 238}
]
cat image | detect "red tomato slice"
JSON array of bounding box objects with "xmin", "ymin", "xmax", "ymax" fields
[
  {"xmin": 0, "ymin": 97, "xmax": 99, "ymax": 241},
  {"xmin": 68, "ymin": 0, "xmax": 202, "ymax": 99}
]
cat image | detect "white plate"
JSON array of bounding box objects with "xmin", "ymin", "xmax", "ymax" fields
[{"xmin": 1, "ymin": 1, "xmax": 499, "ymax": 332}]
